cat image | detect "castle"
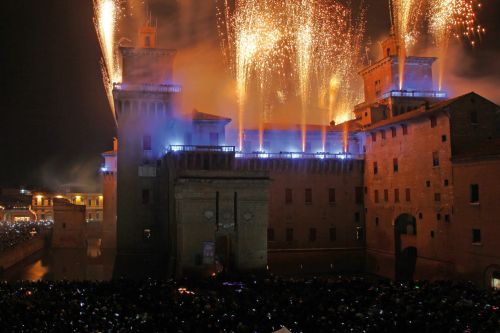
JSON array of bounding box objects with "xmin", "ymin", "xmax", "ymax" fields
[{"xmin": 101, "ymin": 25, "xmax": 500, "ymax": 287}]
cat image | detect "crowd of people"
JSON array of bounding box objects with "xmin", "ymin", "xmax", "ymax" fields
[
  {"xmin": 0, "ymin": 221, "xmax": 52, "ymax": 252},
  {"xmin": 0, "ymin": 275, "xmax": 497, "ymax": 332}
]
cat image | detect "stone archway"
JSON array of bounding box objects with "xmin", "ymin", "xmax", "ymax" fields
[{"xmin": 394, "ymin": 213, "xmax": 417, "ymax": 281}]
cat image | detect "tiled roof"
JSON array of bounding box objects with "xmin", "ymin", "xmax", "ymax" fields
[{"xmin": 192, "ymin": 109, "xmax": 231, "ymax": 123}]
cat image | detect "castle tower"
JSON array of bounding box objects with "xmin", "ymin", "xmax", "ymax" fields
[
  {"xmin": 101, "ymin": 138, "xmax": 117, "ymax": 249},
  {"xmin": 113, "ymin": 23, "xmax": 184, "ymax": 261},
  {"xmin": 354, "ymin": 35, "xmax": 447, "ymax": 127}
]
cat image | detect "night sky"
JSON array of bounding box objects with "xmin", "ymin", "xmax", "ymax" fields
[{"xmin": 0, "ymin": 0, "xmax": 499, "ymax": 189}]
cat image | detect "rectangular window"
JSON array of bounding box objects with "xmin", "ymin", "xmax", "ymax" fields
[
  {"xmin": 355, "ymin": 187, "xmax": 363, "ymax": 204},
  {"xmin": 286, "ymin": 228, "xmax": 294, "ymax": 242},
  {"xmin": 355, "ymin": 212, "xmax": 360, "ymax": 222},
  {"xmin": 384, "ymin": 189, "xmax": 389, "ymax": 202},
  {"xmin": 394, "ymin": 189, "xmax": 400, "ymax": 203},
  {"xmin": 305, "ymin": 188, "xmax": 312, "ymax": 204},
  {"xmin": 470, "ymin": 111, "xmax": 478, "ymax": 124},
  {"xmin": 393, "ymin": 158, "xmax": 399, "ymax": 172},
  {"xmin": 309, "ymin": 228, "xmax": 317, "ymax": 242},
  {"xmin": 374, "ymin": 190, "xmax": 379, "ymax": 203},
  {"xmin": 209, "ymin": 132, "xmax": 219, "ymax": 146},
  {"xmin": 391, "ymin": 127, "xmax": 397, "ymax": 138},
  {"xmin": 96, "ymin": 199, "xmax": 99, "ymax": 206},
  {"xmin": 356, "ymin": 227, "xmax": 364, "ymax": 241},
  {"xmin": 402, "ymin": 124, "xmax": 408, "ymax": 135},
  {"xmin": 329, "ymin": 188, "xmax": 336, "ymax": 204},
  {"xmin": 472, "ymin": 229, "xmax": 481, "ymax": 243},
  {"xmin": 432, "ymin": 151, "xmax": 440, "ymax": 167},
  {"xmin": 445, "ymin": 214, "xmax": 450, "ymax": 222},
  {"xmin": 88, "ymin": 199, "xmax": 92, "ymax": 207},
  {"xmin": 142, "ymin": 189, "xmax": 150, "ymax": 204},
  {"xmin": 470, "ymin": 184, "xmax": 479, "ymax": 203},
  {"xmin": 435, "ymin": 193, "xmax": 441, "ymax": 202},
  {"xmin": 373, "ymin": 162, "xmax": 378, "ymax": 175},
  {"xmin": 329, "ymin": 227, "xmax": 336, "ymax": 241},
  {"xmin": 430, "ymin": 116, "xmax": 437, "ymax": 128},
  {"xmin": 442, "ymin": 135, "xmax": 447, "ymax": 142},
  {"xmin": 371, "ymin": 132, "xmax": 377, "ymax": 142},
  {"xmin": 285, "ymin": 188, "xmax": 293, "ymax": 204},
  {"xmin": 143, "ymin": 135, "xmax": 152, "ymax": 151},
  {"xmin": 444, "ymin": 179, "xmax": 449, "ymax": 187},
  {"xmin": 405, "ymin": 188, "xmax": 411, "ymax": 202},
  {"xmin": 381, "ymin": 130, "xmax": 386, "ymax": 140},
  {"xmin": 267, "ymin": 228, "xmax": 275, "ymax": 241}
]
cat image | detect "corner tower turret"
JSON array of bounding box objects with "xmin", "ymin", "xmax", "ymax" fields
[{"xmin": 354, "ymin": 35, "xmax": 447, "ymax": 126}]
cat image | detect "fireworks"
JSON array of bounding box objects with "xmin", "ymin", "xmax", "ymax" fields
[
  {"xmin": 218, "ymin": 0, "xmax": 365, "ymax": 152},
  {"xmin": 390, "ymin": 0, "xmax": 424, "ymax": 89},
  {"xmin": 428, "ymin": 0, "xmax": 484, "ymax": 89},
  {"xmin": 93, "ymin": 0, "xmax": 121, "ymax": 119}
]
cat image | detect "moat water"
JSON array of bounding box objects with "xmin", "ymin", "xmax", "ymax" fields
[
  {"xmin": 1, "ymin": 238, "xmax": 364, "ymax": 281},
  {"xmin": 1, "ymin": 238, "xmax": 116, "ymax": 281}
]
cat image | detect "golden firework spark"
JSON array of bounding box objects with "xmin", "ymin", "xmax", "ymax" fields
[
  {"xmin": 217, "ymin": 0, "xmax": 365, "ymax": 152},
  {"xmin": 390, "ymin": 0, "xmax": 424, "ymax": 89},
  {"xmin": 428, "ymin": 0, "xmax": 484, "ymax": 89},
  {"xmin": 93, "ymin": 0, "xmax": 121, "ymax": 118}
]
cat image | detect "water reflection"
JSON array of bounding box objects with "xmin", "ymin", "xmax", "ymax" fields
[{"xmin": 1, "ymin": 238, "xmax": 115, "ymax": 282}]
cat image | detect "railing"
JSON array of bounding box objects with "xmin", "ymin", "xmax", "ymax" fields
[
  {"xmin": 113, "ymin": 83, "xmax": 182, "ymax": 93},
  {"xmin": 236, "ymin": 152, "xmax": 364, "ymax": 160},
  {"xmin": 168, "ymin": 145, "xmax": 236, "ymax": 153},
  {"xmin": 166, "ymin": 146, "xmax": 364, "ymax": 160},
  {"xmin": 381, "ymin": 90, "xmax": 448, "ymax": 99}
]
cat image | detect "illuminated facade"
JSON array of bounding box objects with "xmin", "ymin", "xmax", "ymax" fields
[{"xmin": 106, "ymin": 29, "xmax": 500, "ymax": 285}]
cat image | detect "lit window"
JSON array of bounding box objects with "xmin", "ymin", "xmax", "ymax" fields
[
  {"xmin": 356, "ymin": 227, "xmax": 364, "ymax": 241},
  {"xmin": 143, "ymin": 229, "xmax": 152, "ymax": 241}
]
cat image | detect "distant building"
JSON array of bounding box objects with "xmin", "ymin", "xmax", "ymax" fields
[{"xmin": 104, "ymin": 28, "xmax": 500, "ymax": 287}]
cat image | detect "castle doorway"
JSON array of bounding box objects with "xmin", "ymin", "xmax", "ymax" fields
[
  {"xmin": 394, "ymin": 213, "xmax": 417, "ymax": 281},
  {"xmin": 215, "ymin": 235, "xmax": 231, "ymax": 272}
]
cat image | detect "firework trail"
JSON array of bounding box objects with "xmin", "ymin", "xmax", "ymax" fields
[
  {"xmin": 428, "ymin": 0, "xmax": 484, "ymax": 90},
  {"xmin": 390, "ymin": 0, "xmax": 424, "ymax": 89},
  {"xmin": 217, "ymin": 0, "xmax": 365, "ymax": 152},
  {"xmin": 93, "ymin": 0, "xmax": 121, "ymax": 119}
]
